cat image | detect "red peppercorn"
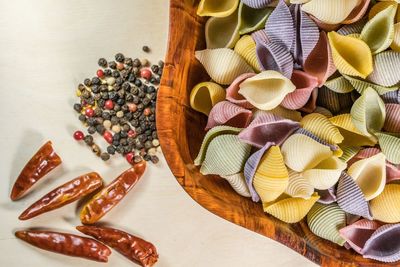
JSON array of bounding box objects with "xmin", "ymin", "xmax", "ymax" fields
[
  {"xmin": 96, "ymin": 69, "xmax": 104, "ymax": 78},
  {"xmin": 143, "ymin": 107, "xmax": 151, "ymax": 116},
  {"xmin": 73, "ymin": 130, "xmax": 85, "ymax": 141},
  {"xmin": 125, "ymin": 152, "xmax": 135, "ymax": 164},
  {"xmin": 128, "ymin": 130, "xmax": 136, "ymax": 138},
  {"xmin": 103, "ymin": 131, "xmax": 113, "ymax": 144},
  {"xmin": 85, "ymin": 108, "xmax": 94, "ymax": 117},
  {"xmin": 105, "ymin": 100, "xmax": 114, "ymax": 110},
  {"xmin": 127, "ymin": 103, "xmax": 137, "ymax": 112},
  {"xmin": 140, "ymin": 68, "xmax": 152, "ymax": 80}
]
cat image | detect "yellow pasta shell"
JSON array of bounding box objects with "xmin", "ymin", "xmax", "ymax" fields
[
  {"xmin": 302, "ymin": 156, "xmax": 347, "ymax": 190},
  {"xmin": 197, "ymin": 0, "xmax": 239, "ymax": 17},
  {"xmin": 329, "ymin": 114, "xmax": 378, "ymax": 147},
  {"xmin": 190, "ymin": 82, "xmax": 226, "ymax": 116},
  {"xmin": 258, "ymin": 106, "xmax": 303, "ymax": 122},
  {"xmin": 369, "ymin": 1, "xmax": 398, "ymax": 20},
  {"xmin": 347, "ymin": 153, "xmax": 386, "ymax": 201},
  {"xmin": 301, "ymin": 0, "xmax": 360, "ymax": 24},
  {"xmin": 285, "ymin": 169, "xmax": 314, "ymax": 199},
  {"xmin": 370, "ymin": 184, "xmax": 400, "ymax": 223},
  {"xmin": 253, "ymin": 146, "xmax": 289, "ymax": 203},
  {"xmin": 301, "ymin": 113, "xmax": 344, "ymax": 144},
  {"xmin": 281, "ymin": 133, "xmax": 333, "ymax": 172},
  {"xmin": 263, "ymin": 193, "xmax": 320, "ymax": 223},
  {"xmin": 234, "ymin": 35, "xmax": 261, "ymax": 72},
  {"xmin": 328, "ymin": 31, "xmax": 373, "ymax": 79},
  {"xmin": 391, "ymin": 22, "xmax": 400, "ymax": 51}
]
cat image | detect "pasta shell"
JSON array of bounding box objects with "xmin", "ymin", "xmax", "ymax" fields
[
  {"xmin": 263, "ymin": 193, "xmax": 320, "ymax": 223},
  {"xmin": 343, "ymin": 74, "xmax": 398, "ymax": 95},
  {"xmin": 391, "ymin": 22, "xmax": 400, "ymax": 51},
  {"xmin": 244, "ymin": 142, "xmax": 274, "ymax": 202},
  {"xmin": 347, "ymin": 147, "xmax": 381, "ymax": 166},
  {"xmin": 304, "ymin": 32, "xmax": 336, "ymax": 86},
  {"xmin": 376, "ymin": 132, "xmax": 400, "ymax": 164},
  {"xmin": 362, "ymin": 223, "xmax": 400, "ymax": 262},
  {"xmin": 190, "ymin": 82, "xmax": 226, "ymax": 116},
  {"xmin": 351, "ymin": 87, "xmax": 386, "ymax": 136},
  {"xmin": 194, "ymin": 126, "xmax": 242, "ymax": 166},
  {"xmin": 285, "ymin": 169, "xmax": 314, "ymax": 199},
  {"xmin": 301, "ymin": 113, "xmax": 344, "ymax": 144},
  {"xmin": 195, "ymin": 48, "xmax": 254, "ymax": 85},
  {"xmin": 267, "ymin": 107, "xmax": 302, "ymax": 121},
  {"xmin": 347, "ymin": 153, "xmax": 387, "ymax": 201},
  {"xmin": 265, "ymin": 0, "xmax": 294, "ymax": 50},
  {"xmin": 313, "ymin": 106, "xmax": 333, "ymax": 118},
  {"xmin": 281, "ymin": 70, "xmax": 318, "ymax": 110},
  {"xmin": 295, "ymin": 128, "xmax": 340, "ymax": 153},
  {"xmin": 368, "ymin": 1, "xmax": 397, "ymax": 20},
  {"xmin": 368, "ymin": 51, "xmax": 400, "ymax": 87},
  {"xmin": 307, "ymin": 203, "xmax": 346, "ymax": 246},
  {"xmin": 328, "ymin": 31, "xmax": 373, "ymax": 79},
  {"xmin": 384, "ymin": 103, "xmax": 400, "ymax": 132},
  {"xmin": 290, "ymin": 0, "xmax": 310, "ymax": 3},
  {"xmin": 290, "ymin": 4, "xmax": 320, "ymax": 65},
  {"xmin": 238, "ymin": 112, "xmax": 300, "ymax": 148},
  {"xmin": 324, "ymin": 76, "xmax": 354, "ymax": 94},
  {"xmin": 226, "ymin": 73, "xmax": 255, "ymax": 108},
  {"xmin": 342, "ymin": 0, "xmax": 370, "ymax": 24},
  {"xmin": 253, "ymin": 33, "xmax": 294, "ymax": 78},
  {"xmin": 299, "ymin": 88, "xmax": 318, "ymax": 114},
  {"xmin": 301, "ymin": 0, "xmax": 360, "ymax": 24},
  {"xmin": 339, "ymin": 146, "xmax": 361, "ymax": 162},
  {"xmin": 329, "ymin": 114, "xmax": 378, "ymax": 146},
  {"xmin": 370, "ymin": 184, "xmax": 400, "ymax": 223},
  {"xmin": 238, "ymin": 3, "xmax": 273, "ymax": 35},
  {"xmin": 200, "ymin": 134, "xmax": 251, "ymax": 176},
  {"xmin": 337, "ymin": 17, "xmax": 368, "ymax": 35},
  {"xmin": 281, "ymin": 133, "xmax": 333, "ymax": 172},
  {"xmin": 360, "ymin": 5, "xmax": 396, "ymax": 54},
  {"xmin": 337, "ymin": 172, "xmax": 372, "ymax": 219},
  {"xmin": 205, "ymin": 9, "xmax": 240, "ymax": 49},
  {"xmin": 316, "ymin": 187, "xmax": 337, "ymax": 204},
  {"xmin": 317, "ymin": 86, "xmax": 353, "ymax": 115},
  {"xmin": 205, "ymin": 101, "xmax": 252, "ymax": 130},
  {"xmin": 234, "ymin": 36, "xmax": 261, "ymax": 72},
  {"xmin": 221, "ymin": 173, "xmax": 251, "ymax": 197},
  {"xmin": 339, "ymin": 219, "xmax": 382, "ymax": 254},
  {"xmin": 382, "ymin": 90, "xmax": 400, "ymax": 104},
  {"xmin": 238, "ymin": 70, "xmax": 296, "ymax": 110},
  {"xmin": 253, "ymin": 146, "xmax": 289, "ymax": 203},
  {"xmin": 241, "ymin": 0, "xmax": 276, "ymax": 9},
  {"xmin": 197, "ymin": 0, "xmax": 239, "ymax": 17},
  {"xmin": 302, "ymin": 157, "xmax": 347, "ymax": 190},
  {"xmin": 309, "ymin": 15, "xmax": 341, "ymax": 32}
]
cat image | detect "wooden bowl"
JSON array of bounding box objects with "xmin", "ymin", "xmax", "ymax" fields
[{"xmin": 156, "ymin": 1, "xmax": 394, "ymax": 266}]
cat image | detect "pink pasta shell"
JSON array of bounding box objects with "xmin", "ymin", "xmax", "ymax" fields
[
  {"xmin": 205, "ymin": 101, "xmax": 252, "ymax": 130},
  {"xmin": 226, "ymin": 73, "xmax": 256, "ymax": 109}
]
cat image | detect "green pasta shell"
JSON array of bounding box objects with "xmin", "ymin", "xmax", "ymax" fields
[
  {"xmin": 343, "ymin": 74, "xmax": 398, "ymax": 95},
  {"xmin": 194, "ymin": 126, "xmax": 242, "ymax": 166},
  {"xmin": 350, "ymin": 87, "xmax": 386, "ymax": 136},
  {"xmin": 238, "ymin": 3, "xmax": 273, "ymax": 35},
  {"xmin": 324, "ymin": 76, "xmax": 354, "ymax": 94},
  {"xmin": 376, "ymin": 132, "xmax": 400, "ymax": 164},
  {"xmin": 205, "ymin": 9, "xmax": 240, "ymax": 49},
  {"xmin": 200, "ymin": 134, "xmax": 251, "ymax": 176},
  {"xmin": 360, "ymin": 4, "xmax": 396, "ymax": 54},
  {"xmin": 307, "ymin": 203, "xmax": 346, "ymax": 246},
  {"xmin": 339, "ymin": 146, "xmax": 361, "ymax": 162}
]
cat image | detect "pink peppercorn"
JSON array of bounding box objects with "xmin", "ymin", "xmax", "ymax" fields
[
  {"xmin": 140, "ymin": 68, "xmax": 152, "ymax": 80},
  {"xmin": 143, "ymin": 108, "xmax": 151, "ymax": 116},
  {"xmin": 125, "ymin": 152, "xmax": 135, "ymax": 164},
  {"xmin": 104, "ymin": 100, "xmax": 114, "ymax": 110},
  {"xmin": 85, "ymin": 108, "xmax": 94, "ymax": 117},
  {"xmin": 96, "ymin": 69, "xmax": 104, "ymax": 78},
  {"xmin": 73, "ymin": 130, "xmax": 84, "ymax": 141},
  {"xmin": 128, "ymin": 103, "xmax": 137, "ymax": 112},
  {"xmin": 128, "ymin": 130, "xmax": 136, "ymax": 138},
  {"xmin": 103, "ymin": 131, "xmax": 113, "ymax": 144}
]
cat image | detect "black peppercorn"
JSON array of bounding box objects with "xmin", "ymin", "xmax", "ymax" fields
[
  {"xmin": 86, "ymin": 98, "xmax": 95, "ymax": 106},
  {"xmin": 122, "ymin": 82, "xmax": 130, "ymax": 91},
  {"xmin": 74, "ymin": 103, "xmax": 82, "ymax": 113},
  {"xmin": 115, "ymin": 77, "xmax": 124, "ymax": 85},
  {"xmin": 151, "ymin": 155, "xmax": 159, "ymax": 164},
  {"xmin": 157, "ymin": 69, "xmax": 163, "ymax": 76},
  {"xmin": 112, "ymin": 140, "xmax": 120, "ymax": 146},
  {"xmin": 152, "ymin": 131, "xmax": 158, "ymax": 139},
  {"xmin": 96, "ymin": 125, "xmax": 105, "ymax": 134},
  {"xmin": 151, "ymin": 65, "xmax": 159, "ymax": 73},
  {"xmin": 138, "ymin": 91, "xmax": 145, "ymax": 98},
  {"xmin": 143, "ymin": 154, "xmax": 151, "ymax": 161},
  {"xmin": 120, "ymin": 138, "xmax": 128, "ymax": 146},
  {"xmin": 92, "ymin": 77, "xmax": 101, "ymax": 85},
  {"xmin": 78, "ymin": 114, "xmax": 87, "ymax": 122},
  {"xmin": 110, "ymin": 116, "xmax": 119, "ymax": 125},
  {"xmin": 109, "ymin": 61, "xmax": 117, "ymax": 69},
  {"xmin": 130, "ymin": 119, "xmax": 139, "ymax": 127},
  {"xmin": 113, "ymin": 133, "xmax": 121, "ymax": 141},
  {"xmin": 158, "ymin": 60, "xmax": 164, "ymax": 68},
  {"xmin": 112, "ymin": 70, "xmax": 120, "ymax": 78},
  {"xmin": 78, "ymin": 83, "xmax": 86, "ymax": 91},
  {"xmin": 108, "ymin": 91, "xmax": 117, "ymax": 100},
  {"xmin": 113, "ymin": 104, "xmax": 121, "ymax": 111},
  {"xmin": 82, "ymin": 90, "xmax": 91, "ymax": 99},
  {"xmin": 116, "ymin": 145, "xmax": 124, "ymax": 154},
  {"xmin": 101, "ymin": 92, "xmax": 109, "ymax": 100},
  {"xmin": 115, "ymin": 53, "xmax": 125, "ymax": 62},
  {"xmin": 147, "ymin": 86, "xmax": 156, "ymax": 93},
  {"xmin": 132, "ymin": 96, "xmax": 140, "ymax": 104},
  {"xmin": 134, "ymin": 79, "xmax": 142, "ymax": 87},
  {"xmin": 88, "ymin": 126, "xmax": 96, "ymax": 134},
  {"xmin": 102, "ymin": 112, "xmax": 111, "ymax": 120},
  {"xmin": 124, "ymin": 57, "xmax": 133, "ymax": 66},
  {"xmin": 107, "ymin": 145, "xmax": 116, "ymax": 155},
  {"xmin": 84, "ymin": 135, "xmax": 94, "ymax": 146},
  {"xmin": 149, "ymin": 77, "xmax": 157, "ymax": 84},
  {"xmin": 131, "ymin": 87, "xmax": 139, "ymax": 95},
  {"xmin": 93, "ymin": 94, "xmax": 101, "ymax": 101},
  {"xmin": 142, "ymin": 46, "xmax": 150, "ymax": 53},
  {"xmin": 142, "ymin": 97, "xmax": 151, "ymax": 106},
  {"xmin": 126, "ymin": 94, "xmax": 134, "ymax": 102},
  {"xmin": 121, "ymin": 104, "xmax": 129, "ymax": 112},
  {"xmin": 104, "ymin": 69, "xmax": 112, "ymax": 76},
  {"xmin": 122, "ymin": 124, "xmax": 130, "ymax": 132},
  {"xmin": 120, "ymin": 130, "xmax": 128, "ymax": 138},
  {"xmin": 137, "ymin": 103, "xmax": 144, "ymax": 111},
  {"xmin": 133, "ymin": 58, "xmax": 141, "ymax": 67},
  {"xmin": 87, "ymin": 117, "xmax": 97, "ymax": 126},
  {"xmin": 98, "ymin": 58, "xmax": 108, "ymax": 68},
  {"xmin": 84, "ymin": 78, "xmax": 92, "ymax": 86},
  {"xmin": 144, "ymin": 141, "xmax": 152, "ymax": 149},
  {"xmin": 110, "ymin": 110, "xmax": 116, "ymax": 116},
  {"xmin": 100, "ymin": 152, "xmax": 110, "ymax": 161},
  {"xmin": 150, "ymin": 93, "xmax": 157, "ymax": 100},
  {"xmin": 128, "ymin": 74, "xmax": 136, "ymax": 83}
]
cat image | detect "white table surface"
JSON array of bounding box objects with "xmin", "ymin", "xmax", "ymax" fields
[{"xmin": 0, "ymin": 1, "xmax": 317, "ymax": 266}]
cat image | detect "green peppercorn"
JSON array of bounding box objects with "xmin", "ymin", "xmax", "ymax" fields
[
  {"xmin": 98, "ymin": 58, "xmax": 108, "ymax": 68},
  {"xmin": 100, "ymin": 152, "xmax": 110, "ymax": 161},
  {"xmin": 115, "ymin": 53, "xmax": 125, "ymax": 62},
  {"xmin": 84, "ymin": 135, "xmax": 94, "ymax": 146}
]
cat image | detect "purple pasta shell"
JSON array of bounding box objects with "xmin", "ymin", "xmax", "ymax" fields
[
  {"xmin": 381, "ymin": 90, "xmax": 400, "ymax": 104},
  {"xmin": 315, "ymin": 187, "xmax": 336, "ymax": 204},
  {"xmin": 241, "ymin": 0, "xmax": 275, "ymax": 9}
]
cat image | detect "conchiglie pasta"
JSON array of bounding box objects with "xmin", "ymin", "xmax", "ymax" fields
[
  {"xmin": 238, "ymin": 3, "xmax": 273, "ymax": 35},
  {"xmin": 197, "ymin": 0, "xmax": 239, "ymax": 17},
  {"xmin": 376, "ymin": 132, "xmax": 400, "ymax": 164},
  {"xmin": 234, "ymin": 35, "xmax": 261, "ymax": 72},
  {"xmin": 190, "ymin": 82, "xmax": 226, "ymax": 116},
  {"xmin": 370, "ymin": 184, "xmax": 400, "ymax": 223},
  {"xmin": 301, "ymin": 0, "xmax": 360, "ymax": 24},
  {"xmin": 301, "ymin": 113, "xmax": 344, "ymax": 144},
  {"xmin": 205, "ymin": 9, "xmax": 240, "ymax": 49},
  {"xmin": 221, "ymin": 173, "xmax": 251, "ymax": 197},
  {"xmin": 285, "ymin": 170, "xmax": 314, "ymax": 199}
]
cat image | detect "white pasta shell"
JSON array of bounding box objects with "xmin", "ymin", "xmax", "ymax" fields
[
  {"xmin": 284, "ymin": 169, "xmax": 314, "ymax": 199},
  {"xmin": 301, "ymin": 0, "xmax": 360, "ymax": 24}
]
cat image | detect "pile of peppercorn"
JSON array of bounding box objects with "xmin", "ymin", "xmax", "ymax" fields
[{"xmin": 73, "ymin": 52, "xmax": 163, "ymax": 164}]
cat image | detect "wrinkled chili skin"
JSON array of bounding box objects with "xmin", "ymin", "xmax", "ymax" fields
[
  {"xmin": 19, "ymin": 172, "xmax": 103, "ymax": 220},
  {"xmin": 15, "ymin": 230, "xmax": 111, "ymax": 262},
  {"xmin": 77, "ymin": 225, "xmax": 158, "ymax": 267},
  {"xmin": 11, "ymin": 141, "xmax": 62, "ymax": 201},
  {"xmin": 80, "ymin": 161, "xmax": 146, "ymax": 224}
]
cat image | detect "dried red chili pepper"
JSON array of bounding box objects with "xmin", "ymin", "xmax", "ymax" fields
[
  {"xmin": 77, "ymin": 225, "xmax": 158, "ymax": 267},
  {"xmin": 11, "ymin": 141, "xmax": 62, "ymax": 201},
  {"xmin": 80, "ymin": 161, "xmax": 146, "ymax": 224},
  {"xmin": 15, "ymin": 230, "xmax": 111, "ymax": 262},
  {"xmin": 19, "ymin": 172, "xmax": 103, "ymax": 220}
]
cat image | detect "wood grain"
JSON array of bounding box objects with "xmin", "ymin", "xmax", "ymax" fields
[{"xmin": 156, "ymin": 1, "xmax": 395, "ymax": 266}]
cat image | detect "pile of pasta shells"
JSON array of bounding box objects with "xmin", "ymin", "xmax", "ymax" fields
[{"xmin": 190, "ymin": 0, "xmax": 400, "ymax": 263}]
